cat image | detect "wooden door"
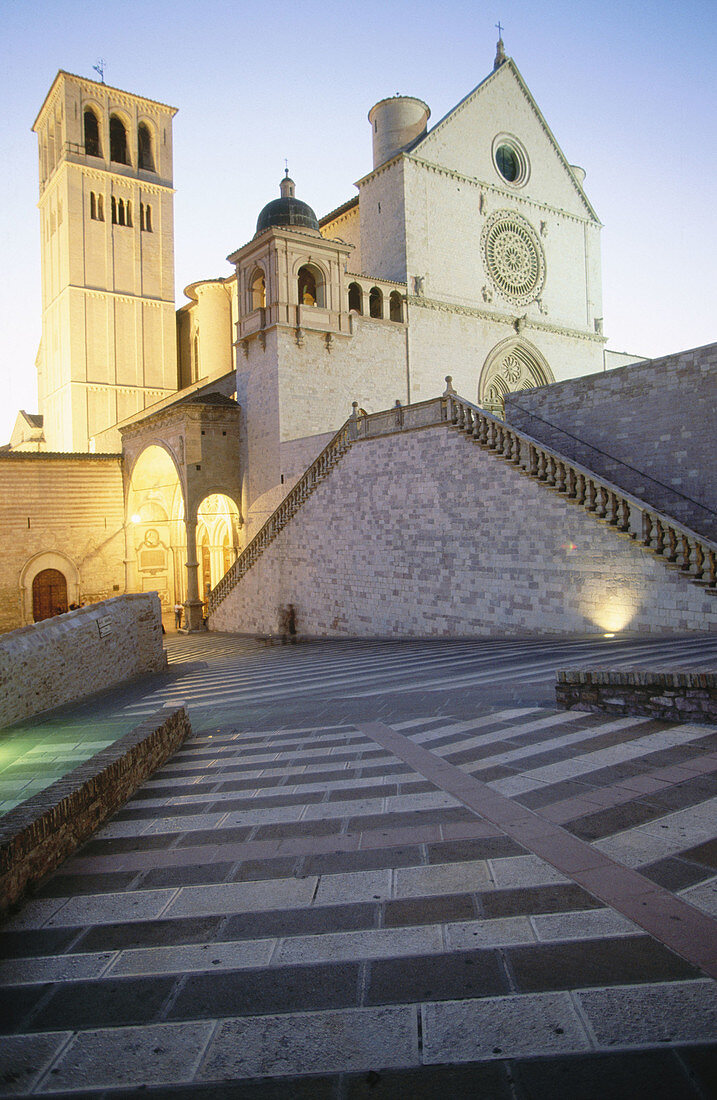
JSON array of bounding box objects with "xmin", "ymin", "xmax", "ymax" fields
[{"xmin": 32, "ymin": 569, "xmax": 68, "ymax": 621}]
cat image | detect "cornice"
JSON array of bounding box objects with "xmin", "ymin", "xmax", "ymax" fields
[
  {"xmin": 346, "ymin": 272, "xmax": 407, "ymax": 289},
  {"xmin": 73, "ymin": 287, "xmax": 174, "ymax": 306},
  {"xmin": 404, "ymin": 154, "xmax": 600, "ymax": 228},
  {"xmin": 34, "ymin": 71, "xmax": 177, "ymax": 130},
  {"xmin": 228, "ymin": 225, "xmax": 353, "ymax": 265},
  {"xmin": 412, "ymin": 58, "xmax": 598, "ymax": 224},
  {"xmin": 407, "ymin": 294, "xmax": 606, "ymax": 344},
  {"xmin": 38, "ymin": 161, "xmax": 174, "ymax": 196}
]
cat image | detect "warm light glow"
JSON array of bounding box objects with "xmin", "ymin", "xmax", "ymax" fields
[
  {"xmin": 603, "ymin": 632, "xmax": 616, "ymax": 638},
  {"xmin": 589, "ymin": 592, "xmax": 638, "ymax": 633}
]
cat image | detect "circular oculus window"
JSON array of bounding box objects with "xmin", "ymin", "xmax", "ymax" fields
[
  {"xmin": 481, "ymin": 210, "xmax": 545, "ymax": 305},
  {"xmin": 492, "ymin": 134, "xmax": 529, "ymax": 186}
]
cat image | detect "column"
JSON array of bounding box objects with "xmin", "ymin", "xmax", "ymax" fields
[{"xmin": 183, "ymin": 515, "xmax": 204, "ymax": 631}]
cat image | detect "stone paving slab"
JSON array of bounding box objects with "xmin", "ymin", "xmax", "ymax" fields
[{"xmin": 2, "ymin": 634, "xmax": 717, "ymax": 1095}]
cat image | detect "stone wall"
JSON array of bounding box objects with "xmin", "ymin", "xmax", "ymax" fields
[
  {"xmin": 0, "ymin": 593, "xmax": 167, "ymax": 728},
  {"xmin": 555, "ymin": 668, "xmax": 716, "ymax": 726},
  {"xmin": 0, "ymin": 452, "xmax": 125, "ymax": 633},
  {"xmin": 0, "ymin": 707, "xmax": 190, "ymax": 912},
  {"xmin": 504, "ymin": 343, "xmax": 717, "ymax": 541},
  {"xmin": 209, "ymin": 420, "xmax": 716, "ymax": 638}
]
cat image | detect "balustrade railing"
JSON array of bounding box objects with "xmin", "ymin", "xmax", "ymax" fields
[
  {"xmin": 207, "ymin": 418, "xmax": 354, "ymax": 614},
  {"xmin": 443, "ymin": 385, "xmax": 716, "ymax": 590}
]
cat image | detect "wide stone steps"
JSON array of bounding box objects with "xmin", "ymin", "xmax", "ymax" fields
[{"xmin": 2, "ymin": 700, "xmax": 716, "ymax": 1093}]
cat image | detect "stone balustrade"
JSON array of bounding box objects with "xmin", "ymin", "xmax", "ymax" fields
[
  {"xmin": 208, "ymin": 386, "xmax": 716, "ymax": 618},
  {"xmin": 443, "ymin": 383, "xmax": 717, "ymax": 592}
]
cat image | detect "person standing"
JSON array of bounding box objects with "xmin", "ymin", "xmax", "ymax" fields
[
  {"xmin": 174, "ymin": 601, "xmax": 183, "ymax": 630},
  {"xmin": 287, "ymin": 603, "xmax": 297, "ymax": 644}
]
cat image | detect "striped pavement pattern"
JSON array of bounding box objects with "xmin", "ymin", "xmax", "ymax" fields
[
  {"xmin": 122, "ymin": 632, "xmax": 717, "ymax": 721},
  {"xmin": 1, "ymin": 630, "xmax": 716, "ymax": 1096}
]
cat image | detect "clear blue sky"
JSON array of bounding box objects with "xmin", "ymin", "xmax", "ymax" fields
[{"xmin": 1, "ymin": 0, "xmax": 715, "ymax": 444}]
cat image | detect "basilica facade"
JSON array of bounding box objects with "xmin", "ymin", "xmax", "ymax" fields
[{"xmin": 1, "ymin": 40, "xmax": 634, "ymax": 633}]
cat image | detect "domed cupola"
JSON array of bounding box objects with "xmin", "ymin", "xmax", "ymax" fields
[{"xmin": 255, "ymin": 171, "xmax": 320, "ymax": 236}]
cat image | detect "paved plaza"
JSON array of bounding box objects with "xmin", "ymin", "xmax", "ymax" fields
[{"xmin": 1, "ymin": 632, "xmax": 717, "ymax": 1096}]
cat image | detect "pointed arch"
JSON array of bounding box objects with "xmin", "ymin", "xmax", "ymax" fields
[{"xmin": 478, "ymin": 338, "xmax": 553, "ymax": 418}]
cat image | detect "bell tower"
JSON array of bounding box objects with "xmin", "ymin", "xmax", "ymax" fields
[{"xmin": 33, "ymin": 71, "xmax": 179, "ymax": 452}]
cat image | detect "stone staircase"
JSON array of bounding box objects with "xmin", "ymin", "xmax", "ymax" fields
[
  {"xmin": 2, "ymin": 699, "xmax": 716, "ymax": 1092},
  {"xmin": 207, "ymin": 388, "xmax": 716, "ymax": 619}
]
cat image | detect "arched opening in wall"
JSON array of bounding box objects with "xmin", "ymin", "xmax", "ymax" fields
[
  {"xmin": 348, "ymin": 282, "xmax": 363, "ymax": 314},
  {"xmin": 84, "ymin": 109, "xmax": 101, "ymax": 157},
  {"xmin": 222, "ymin": 527, "xmax": 233, "ymax": 575},
  {"xmin": 109, "ymin": 115, "xmax": 129, "ymax": 164},
  {"xmin": 126, "ymin": 445, "xmax": 185, "ymax": 614},
  {"xmin": 478, "ymin": 340, "xmax": 553, "ymax": 419},
  {"xmin": 193, "ymin": 333, "xmax": 200, "ymax": 381},
  {"xmin": 21, "ymin": 552, "xmax": 80, "ymax": 625},
  {"xmin": 198, "ymin": 529, "xmax": 212, "ymax": 603},
  {"xmin": 195, "ymin": 493, "xmax": 242, "ymax": 594},
  {"xmin": 32, "ymin": 569, "xmax": 68, "ymax": 622},
  {"xmin": 298, "ymin": 264, "xmax": 325, "ymax": 308},
  {"xmin": 369, "ymin": 287, "xmax": 383, "ymax": 319},
  {"xmin": 389, "ymin": 291, "xmax": 403, "ymax": 322},
  {"xmin": 138, "ymin": 123, "xmax": 154, "ymax": 171},
  {"xmin": 250, "ymin": 268, "xmax": 266, "ymax": 310}
]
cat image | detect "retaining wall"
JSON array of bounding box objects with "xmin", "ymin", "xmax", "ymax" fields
[
  {"xmin": 556, "ymin": 668, "xmax": 717, "ymax": 725},
  {"xmin": 0, "ymin": 707, "xmax": 191, "ymax": 912},
  {"xmin": 209, "ymin": 422, "xmax": 716, "ymax": 638},
  {"xmin": 0, "ymin": 593, "xmax": 167, "ymax": 728}
]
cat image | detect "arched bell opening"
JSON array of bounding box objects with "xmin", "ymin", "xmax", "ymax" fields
[
  {"xmin": 348, "ymin": 282, "xmax": 363, "ymax": 314},
  {"xmin": 298, "ymin": 263, "xmax": 325, "ymax": 308},
  {"xmin": 250, "ymin": 267, "xmax": 266, "ymax": 310},
  {"xmin": 83, "ymin": 108, "xmax": 101, "ymax": 158},
  {"xmin": 109, "ymin": 114, "xmax": 129, "ymax": 164},
  {"xmin": 369, "ymin": 286, "xmax": 383, "ymax": 319}
]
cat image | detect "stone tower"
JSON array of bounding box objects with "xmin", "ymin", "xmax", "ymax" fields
[{"xmin": 32, "ymin": 71, "xmax": 179, "ymax": 452}]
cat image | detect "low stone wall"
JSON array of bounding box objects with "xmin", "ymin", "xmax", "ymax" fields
[
  {"xmin": 0, "ymin": 707, "xmax": 191, "ymax": 913},
  {"xmin": 555, "ymin": 668, "xmax": 717, "ymax": 725},
  {"xmin": 0, "ymin": 593, "xmax": 167, "ymax": 729}
]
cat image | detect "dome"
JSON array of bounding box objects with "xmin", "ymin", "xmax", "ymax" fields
[{"xmin": 255, "ymin": 173, "xmax": 319, "ymax": 236}]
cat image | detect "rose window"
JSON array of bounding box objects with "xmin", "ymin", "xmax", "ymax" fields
[
  {"xmin": 502, "ymin": 354, "xmax": 522, "ymax": 384},
  {"xmin": 481, "ymin": 211, "xmax": 545, "ymax": 306}
]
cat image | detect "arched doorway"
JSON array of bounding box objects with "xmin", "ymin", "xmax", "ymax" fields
[
  {"xmin": 32, "ymin": 569, "xmax": 68, "ymax": 621},
  {"xmin": 126, "ymin": 444, "xmax": 185, "ymax": 614},
  {"xmin": 478, "ymin": 339, "xmax": 553, "ymax": 418},
  {"xmin": 196, "ymin": 493, "xmax": 242, "ymax": 604}
]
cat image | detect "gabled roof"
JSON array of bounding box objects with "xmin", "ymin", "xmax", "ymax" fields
[
  {"xmin": 319, "ymin": 196, "xmax": 359, "ymax": 227},
  {"xmin": 411, "ymin": 56, "xmax": 599, "ymax": 223}
]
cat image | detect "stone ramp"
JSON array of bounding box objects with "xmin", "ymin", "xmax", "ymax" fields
[{"xmin": 1, "ymin": 705, "xmax": 716, "ymax": 1095}]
